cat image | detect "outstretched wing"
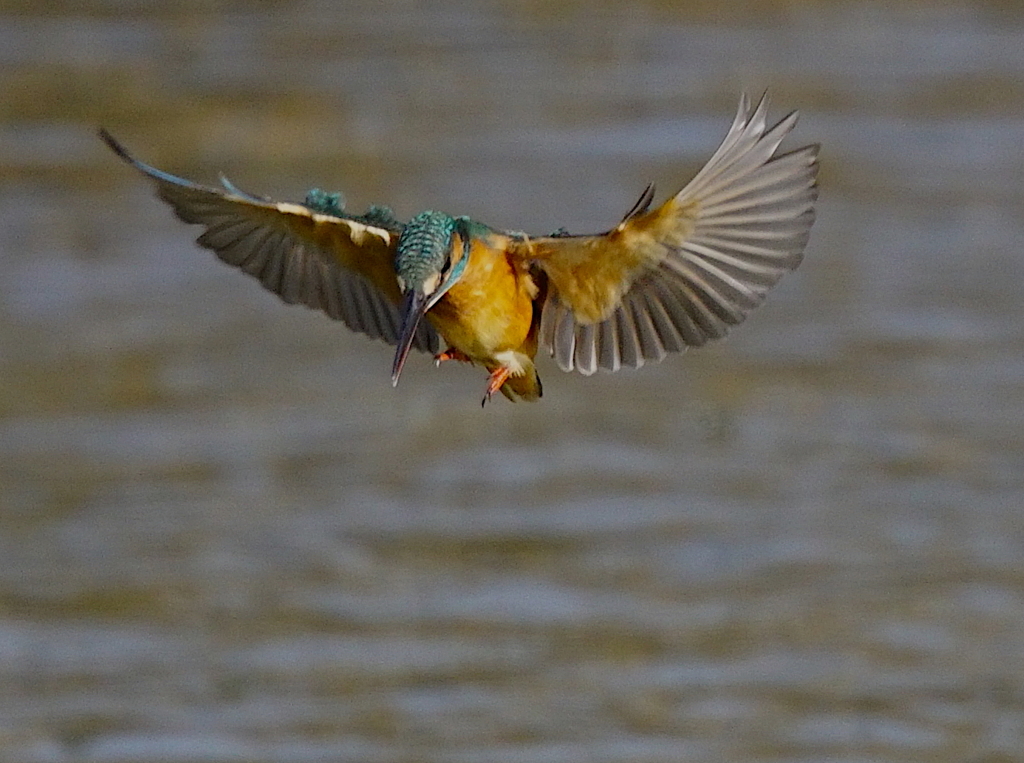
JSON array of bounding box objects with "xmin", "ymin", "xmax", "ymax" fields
[
  {"xmin": 509, "ymin": 93, "xmax": 818, "ymax": 375},
  {"xmin": 99, "ymin": 130, "xmax": 439, "ymax": 353}
]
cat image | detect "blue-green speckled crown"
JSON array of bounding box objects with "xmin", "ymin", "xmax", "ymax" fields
[{"xmin": 394, "ymin": 210, "xmax": 457, "ymax": 290}]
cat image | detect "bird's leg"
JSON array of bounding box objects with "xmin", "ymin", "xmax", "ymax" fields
[
  {"xmin": 434, "ymin": 347, "xmax": 472, "ymax": 366},
  {"xmin": 481, "ymin": 366, "xmax": 512, "ymax": 407}
]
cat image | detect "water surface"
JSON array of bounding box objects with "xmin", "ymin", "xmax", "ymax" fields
[{"xmin": 2, "ymin": 2, "xmax": 1023, "ymax": 761}]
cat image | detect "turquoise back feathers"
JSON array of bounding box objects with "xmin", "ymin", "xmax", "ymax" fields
[{"xmin": 303, "ymin": 187, "xmax": 402, "ymax": 232}]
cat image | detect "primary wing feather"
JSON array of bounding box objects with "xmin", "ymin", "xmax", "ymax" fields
[
  {"xmin": 99, "ymin": 130, "xmax": 439, "ymax": 354},
  {"xmin": 516, "ymin": 93, "xmax": 818, "ymax": 374}
]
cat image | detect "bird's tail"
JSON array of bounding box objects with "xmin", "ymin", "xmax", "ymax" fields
[{"xmin": 500, "ymin": 363, "xmax": 543, "ymax": 402}]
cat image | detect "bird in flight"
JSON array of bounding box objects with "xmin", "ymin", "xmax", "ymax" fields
[{"xmin": 100, "ymin": 93, "xmax": 818, "ymax": 405}]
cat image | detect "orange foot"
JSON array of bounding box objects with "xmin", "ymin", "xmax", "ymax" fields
[
  {"xmin": 434, "ymin": 347, "xmax": 472, "ymax": 366},
  {"xmin": 482, "ymin": 367, "xmax": 512, "ymax": 407}
]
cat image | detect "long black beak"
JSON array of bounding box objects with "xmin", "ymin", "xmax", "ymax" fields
[{"xmin": 391, "ymin": 290, "xmax": 428, "ymax": 387}]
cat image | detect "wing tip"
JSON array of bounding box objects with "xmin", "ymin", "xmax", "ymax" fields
[
  {"xmin": 618, "ymin": 182, "xmax": 657, "ymax": 224},
  {"xmin": 97, "ymin": 127, "xmax": 137, "ymax": 166},
  {"xmin": 97, "ymin": 128, "xmax": 204, "ymax": 193}
]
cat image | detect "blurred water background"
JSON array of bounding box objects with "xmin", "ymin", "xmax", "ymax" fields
[{"xmin": 2, "ymin": 1, "xmax": 1023, "ymax": 761}]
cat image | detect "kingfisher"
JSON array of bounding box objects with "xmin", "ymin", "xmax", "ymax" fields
[{"xmin": 100, "ymin": 93, "xmax": 818, "ymax": 405}]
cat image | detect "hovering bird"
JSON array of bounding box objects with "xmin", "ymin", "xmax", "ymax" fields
[{"xmin": 100, "ymin": 93, "xmax": 818, "ymax": 405}]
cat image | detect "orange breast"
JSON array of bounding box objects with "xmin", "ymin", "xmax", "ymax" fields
[{"xmin": 427, "ymin": 237, "xmax": 537, "ymax": 364}]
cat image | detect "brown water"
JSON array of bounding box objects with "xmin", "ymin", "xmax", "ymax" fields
[{"xmin": 2, "ymin": 2, "xmax": 1023, "ymax": 761}]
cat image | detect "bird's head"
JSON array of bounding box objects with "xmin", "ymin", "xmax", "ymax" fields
[{"xmin": 391, "ymin": 210, "xmax": 471, "ymax": 386}]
